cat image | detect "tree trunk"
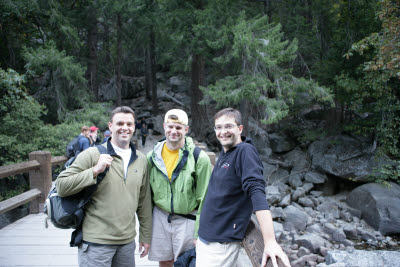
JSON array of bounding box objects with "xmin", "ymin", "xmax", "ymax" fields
[
  {"xmin": 116, "ymin": 13, "xmax": 122, "ymax": 107},
  {"xmin": 86, "ymin": 16, "xmax": 98, "ymax": 100},
  {"xmin": 190, "ymin": 54, "xmax": 207, "ymax": 138},
  {"xmin": 145, "ymin": 46, "xmax": 151, "ymax": 100},
  {"xmin": 240, "ymin": 99, "xmax": 249, "ymax": 136},
  {"xmin": 149, "ymin": 28, "xmax": 158, "ymax": 115}
]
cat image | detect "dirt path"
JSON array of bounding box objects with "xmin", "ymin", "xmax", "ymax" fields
[{"xmin": 135, "ymin": 132, "xmax": 163, "ymax": 155}]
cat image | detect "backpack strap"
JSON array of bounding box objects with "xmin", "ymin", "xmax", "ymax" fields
[
  {"xmin": 95, "ymin": 145, "xmax": 109, "ymax": 183},
  {"xmin": 193, "ymin": 146, "xmax": 201, "ymax": 164},
  {"xmin": 70, "ymin": 145, "xmax": 109, "ymax": 247}
]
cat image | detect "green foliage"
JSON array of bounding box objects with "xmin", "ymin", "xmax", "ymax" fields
[
  {"xmin": 23, "ymin": 42, "xmax": 89, "ymax": 123},
  {"xmin": 202, "ymin": 14, "xmax": 333, "ymax": 124},
  {"xmin": 0, "ymin": 68, "xmax": 111, "ymax": 165},
  {"xmin": 336, "ymin": 0, "xmax": 400, "ymax": 184},
  {"xmin": 0, "ymin": 182, "xmax": 29, "ymax": 202}
]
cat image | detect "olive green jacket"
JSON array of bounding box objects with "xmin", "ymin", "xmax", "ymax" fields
[
  {"xmin": 56, "ymin": 141, "xmax": 152, "ymax": 245},
  {"xmin": 147, "ymin": 136, "xmax": 212, "ymax": 238}
]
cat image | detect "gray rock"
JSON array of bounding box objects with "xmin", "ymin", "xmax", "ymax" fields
[
  {"xmin": 283, "ymin": 205, "xmax": 309, "ymax": 231},
  {"xmin": 304, "ymin": 207, "xmax": 317, "ymax": 217},
  {"xmin": 270, "ymin": 206, "xmax": 284, "ymax": 219},
  {"xmin": 269, "ymin": 168, "xmax": 290, "ymax": 184},
  {"xmin": 289, "ymin": 173, "xmax": 303, "ymax": 189},
  {"xmin": 342, "ymin": 239, "xmax": 355, "ymax": 247},
  {"xmin": 298, "ymin": 197, "xmax": 315, "ymax": 208},
  {"xmin": 346, "ymin": 182, "xmax": 400, "ymax": 235},
  {"xmin": 273, "ymin": 221, "xmax": 283, "ymax": 241},
  {"xmin": 308, "ymin": 134, "xmax": 389, "ymax": 182},
  {"xmin": 343, "ymin": 225, "xmax": 358, "ymax": 240},
  {"xmin": 304, "ymin": 171, "xmax": 327, "ymax": 184},
  {"xmin": 322, "ymin": 223, "xmax": 336, "ymax": 235},
  {"xmin": 263, "ymin": 162, "xmax": 278, "ymax": 183},
  {"xmin": 297, "ymin": 246, "xmax": 311, "ymax": 257},
  {"xmin": 292, "ymin": 188, "xmax": 306, "ymax": 201},
  {"xmin": 317, "ymin": 202, "xmax": 340, "ymax": 219},
  {"xmin": 323, "ymin": 250, "xmax": 400, "ymax": 267},
  {"xmin": 265, "ymin": 186, "xmax": 282, "ymax": 204},
  {"xmin": 332, "ymin": 228, "xmax": 346, "ymax": 242},
  {"xmin": 283, "ymin": 148, "xmax": 310, "ymax": 172},
  {"xmin": 319, "ymin": 246, "xmax": 329, "ymax": 257},
  {"xmin": 307, "ymin": 223, "xmax": 322, "ymax": 234},
  {"xmin": 303, "ymin": 182, "xmax": 314, "ymax": 193},
  {"xmin": 294, "ymin": 233, "xmax": 329, "ymax": 253},
  {"xmin": 358, "ymin": 229, "xmax": 377, "ymax": 242},
  {"xmin": 269, "ymin": 132, "xmax": 296, "ymax": 153},
  {"xmin": 279, "ymin": 194, "xmax": 291, "ymax": 207},
  {"xmin": 339, "ymin": 211, "xmax": 353, "ymax": 222}
]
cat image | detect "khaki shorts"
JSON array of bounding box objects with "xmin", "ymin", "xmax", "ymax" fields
[
  {"xmin": 148, "ymin": 206, "xmax": 196, "ymax": 262},
  {"xmin": 196, "ymin": 238, "xmax": 241, "ymax": 267},
  {"xmin": 78, "ymin": 241, "xmax": 136, "ymax": 267}
]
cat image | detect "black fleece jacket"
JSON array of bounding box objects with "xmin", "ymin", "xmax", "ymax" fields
[{"xmin": 198, "ymin": 136, "xmax": 269, "ymax": 242}]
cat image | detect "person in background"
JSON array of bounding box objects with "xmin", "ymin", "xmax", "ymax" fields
[
  {"xmin": 56, "ymin": 106, "xmax": 152, "ymax": 267},
  {"xmin": 135, "ymin": 121, "xmax": 142, "ymax": 143},
  {"xmin": 140, "ymin": 123, "xmax": 149, "ymax": 147},
  {"xmin": 90, "ymin": 126, "xmax": 100, "ymax": 145},
  {"xmin": 79, "ymin": 126, "xmax": 91, "ymax": 151},
  {"xmin": 147, "ymin": 109, "xmax": 212, "ymax": 267},
  {"xmin": 102, "ymin": 130, "xmax": 111, "ymax": 144},
  {"xmin": 197, "ymin": 108, "xmax": 290, "ymax": 267}
]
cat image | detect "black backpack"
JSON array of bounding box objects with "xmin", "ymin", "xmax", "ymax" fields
[
  {"xmin": 44, "ymin": 145, "xmax": 108, "ymax": 230},
  {"xmin": 66, "ymin": 135, "xmax": 85, "ymax": 159}
]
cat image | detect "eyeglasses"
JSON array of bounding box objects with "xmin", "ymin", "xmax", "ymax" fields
[{"xmin": 214, "ymin": 124, "xmax": 238, "ymax": 131}]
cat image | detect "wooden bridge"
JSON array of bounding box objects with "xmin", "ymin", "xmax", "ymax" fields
[{"xmin": 0, "ymin": 137, "xmax": 218, "ymax": 267}]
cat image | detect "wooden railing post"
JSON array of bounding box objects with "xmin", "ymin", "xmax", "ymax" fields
[{"xmin": 28, "ymin": 151, "xmax": 52, "ymax": 214}]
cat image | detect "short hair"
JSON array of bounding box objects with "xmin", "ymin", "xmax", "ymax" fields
[
  {"xmin": 213, "ymin": 108, "xmax": 242, "ymax": 125},
  {"xmin": 81, "ymin": 126, "xmax": 89, "ymax": 133},
  {"xmin": 110, "ymin": 106, "xmax": 135, "ymax": 122}
]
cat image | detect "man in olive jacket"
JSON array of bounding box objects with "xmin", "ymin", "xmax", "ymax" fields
[
  {"xmin": 56, "ymin": 106, "xmax": 152, "ymax": 267},
  {"xmin": 147, "ymin": 109, "xmax": 212, "ymax": 267}
]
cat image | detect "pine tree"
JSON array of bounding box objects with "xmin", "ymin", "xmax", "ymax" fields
[{"xmin": 203, "ymin": 14, "xmax": 332, "ymax": 125}]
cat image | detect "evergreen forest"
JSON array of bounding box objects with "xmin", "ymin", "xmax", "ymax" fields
[{"xmin": 1, "ymin": 0, "xmax": 399, "ymax": 197}]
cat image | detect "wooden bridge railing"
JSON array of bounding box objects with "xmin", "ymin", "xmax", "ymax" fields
[
  {"xmin": 0, "ymin": 142, "xmax": 216, "ymax": 217},
  {"xmin": 0, "ymin": 151, "xmax": 68, "ymax": 215}
]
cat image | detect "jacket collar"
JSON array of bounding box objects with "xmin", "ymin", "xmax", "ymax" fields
[{"xmin": 106, "ymin": 138, "xmax": 138, "ymax": 165}]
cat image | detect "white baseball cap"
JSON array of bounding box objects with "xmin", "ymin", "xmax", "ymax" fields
[{"xmin": 164, "ymin": 109, "xmax": 188, "ymax": 126}]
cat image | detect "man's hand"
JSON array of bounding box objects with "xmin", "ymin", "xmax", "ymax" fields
[
  {"xmin": 193, "ymin": 238, "xmax": 197, "ymax": 246},
  {"xmin": 138, "ymin": 243, "xmax": 150, "ymax": 258},
  {"xmin": 93, "ymin": 154, "xmax": 113, "ymax": 176},
  {"xmin": 261, "ymin": 240, "xmax": 291, "ymax": 267}
]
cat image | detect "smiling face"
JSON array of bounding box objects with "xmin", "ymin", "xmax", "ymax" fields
[
  {"xmin": 163, "ymin": 122, "xmax": 189, "ymax": 147},
  {"xmin": 215, "ymin": 115, "xmax": 243, "ymax": 152},
  {"xmin": 108, "ymin": 112, "xmax": 135, "ymax": 149}
]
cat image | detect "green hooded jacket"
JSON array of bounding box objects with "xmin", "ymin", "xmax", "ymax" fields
[{"xmin": 147, "ymin": 136, "xmax": 212, "ymax": 238}]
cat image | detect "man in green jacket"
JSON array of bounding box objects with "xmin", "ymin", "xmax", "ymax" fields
[
  {"xmin": 147, "ymin": 109, "xmax": 212, "ymax": 267},
  {"xmin": 56, "ymin": 106, "xmax": 152, "ymax": 267}
]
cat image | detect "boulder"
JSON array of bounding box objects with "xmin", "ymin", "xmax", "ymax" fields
[
  {"xmin": 282, "ymin": 148, "xmax": 310, "ymax": 172},
  {"xmin": 346, "ymin": 182, "xmax": 400, "ymax": 235},
  {"xmin": 294, "ymin": 233, "xmax": 329, "ymax": 253},
  {"xmin": 265, "ymin": 186, "xmax": 282, "ymax": 204},
  {"xmin": 269, "ymin": 132, "xmax": 295, "ymax": 153},
  {"xmin": 99, "ymin": 75, "xmax": 144, "ymax": 101},
  {"xmin": 282, "ymin": 205, "xmax": 309, "ymax": 231},
  {"xmin": 308, "ymin": 135, "xmax": 388, "ymax": 182},
  {"xmin": 304, "ymin": 171, "xmax": 327, "ymax": 184},
  {"xmin": 320, "ymin": 250, "xmax": 400, "ymax": 267}
]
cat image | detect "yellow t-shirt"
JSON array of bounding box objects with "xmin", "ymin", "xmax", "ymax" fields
[{"xmin": 162, "ymin": 143, "xmax": 180, "ymax": 181}]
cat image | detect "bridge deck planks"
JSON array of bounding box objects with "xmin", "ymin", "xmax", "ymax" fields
[{"xmin": 0, "ymin": 213, "xmax": 158, "ymax": 267}]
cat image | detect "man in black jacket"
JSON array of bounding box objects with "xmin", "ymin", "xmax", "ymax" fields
[{"xmin": 197, "ymin": 108, "xmax": 290, "ymax": 267}]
